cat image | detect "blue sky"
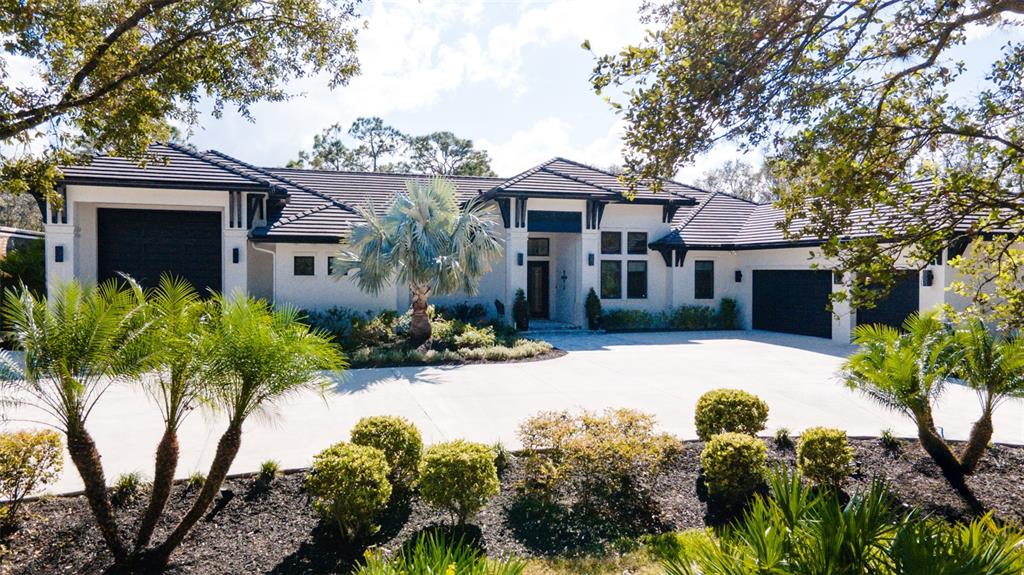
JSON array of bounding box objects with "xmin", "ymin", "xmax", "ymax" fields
[{"xmin": 173, "ymin": 1, "xmax": 1023, "ymax": 181}]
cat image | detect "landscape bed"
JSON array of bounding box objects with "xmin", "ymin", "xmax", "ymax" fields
[{"xmin": 4, "ymin": 438, "xmax": 1022, "ymax": 575}]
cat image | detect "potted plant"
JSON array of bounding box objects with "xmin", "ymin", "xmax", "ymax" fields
[
  {"xmin": 512, "ymin": 288, "xmax": 529, "ymax": 331},
  {"xmin": 584, "ymin": 288, "xmax": 602, "ymax": 330}
]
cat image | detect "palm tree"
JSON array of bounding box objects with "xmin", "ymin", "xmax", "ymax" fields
[
  {"xmin": 950, "ymin": 319, "xmax": 1024, "ymax": 474},
  {"xmin": 145, "ymin": 295, "xmax": 344, "ymax": 568},
  {"xmin": 0, "ymin": 280, "xmax": 151, "ymax": 564},
  {"xmin": 133, "ymin": 276, "xmax": 211, "ymax": 551},
  {"xmin": 842, "ymin": 311, "xmax": 983, "ymax": 511},
  {"xmin": 340, "ymin": 176, "xmax": 503, "ymax": 345}
]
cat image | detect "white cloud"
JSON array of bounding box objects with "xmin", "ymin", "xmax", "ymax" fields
[{"xmin": 480, "ymin": 116, "xmax": 626, "ymax": 175}]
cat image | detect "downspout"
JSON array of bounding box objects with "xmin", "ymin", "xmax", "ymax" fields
[{"xmin": 251, "ymin": 242, "xmax": 276, "ymax": 304}]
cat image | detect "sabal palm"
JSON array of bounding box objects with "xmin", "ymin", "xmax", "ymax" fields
[
  {"xmin": 342, "ymin": 176, "xmax": 502, "ymax": 344},
  {"xmin": 133, "ymin": 276, "xmax": 211, "ymax": 550},
  {"xmin": 950, "ymin": 319, "xmax": 1024, "ymax": 474},
  {"xmin": 0, "ymin": 280, "xmax": 151, "ymax": 563},
  {"xmin": 147, "ymin": 295, "xmax": 344, "ymax": 568}
]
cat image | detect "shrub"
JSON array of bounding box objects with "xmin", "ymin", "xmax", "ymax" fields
[
  {"xmin": 419, "ymin": 440, "xmax": 499, "ymax": 525},
  {"xmin": 879, "ymin": 428, "xmax": 900, "ymax": 452},
  {"xmin": 602, "ymin": 309, "xmax": 660, "ymax": 331},
  {"xmin": 111, "ymin": 472, "xmax": 146, "ymax": 506},
  {"xmin": 185, "ymin": 471, "xmax": 206, "ymax": 491},
  {"xmin": 512, "ymin": 288, "xmax": 529, "ymax": 331},
  {"xmin": 491, "ymin": 441, "xmax": 511, "ymax": 476},
  {"xmin": 774, "ymin": 427, "xmax": 794, "ymax": 450},
  {"xmin": 797, "ymin": 427, "xmax": 854, "ymax": 489},
  {"xmin": 301, "ymin": 306, "xmax": 365, "ymax": 345},
  {"xmin": 584, "ymin": 288, "xmax": 602, "ymax": 330},
  {"xmin": 305, "ymin": 442, "xmax": 392, "ymax": 540},
  {"xmin": 694, "ymin": 388, "xmax": 769, "ymax": 441},
  {"xmin": 257, "ymin": 460, "xmax": 281, "ymax": 484},
  {"xmin": 716, "ymin": 298, "xmax": 741, "ymax": 329},
  {"xmin": 667, "ymin": 305, "xmax": 717, "ymax": 330},
  {"xmin": 517, "ymin": 409, "xmax": 677, "ymax": 525},
  {"xmin": 454, "ymin": 325, "xmax": 497, "ymax": 349},
  {"xmin": 436, "ymin": 302, "xmax": 489, "ymax": 325},
  {"xmin": 700, "ymin": 432, "xmax": 767, "ymax": 502},
  {"xmin": 350, "ymin": 415, "xmax": 423, "ymax": 491},
  {"xmin": 356, "ymin": 532, "xmax": 526, "ymax": 575},
  {"xmin": 0, "ymin": 429, "xmax": 63, "ymax": 528}
]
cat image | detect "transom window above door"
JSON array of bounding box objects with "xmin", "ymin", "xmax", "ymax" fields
[{"xmin": 527, "ymin": 238, "xmax": 550, "ymax": 257}]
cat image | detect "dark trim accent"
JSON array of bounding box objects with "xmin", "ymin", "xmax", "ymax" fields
[
  {"xmin": 662, "ymin": 204, "xmax": 680, "ymax": 223},
  {"xmin": 58, "ymin": 176, "xmax": 271, "ymax": 193},
  {"xmin": 232, "ymin": 247, "xmax": 240, "ymax": 264},
  {"xmin": 54, "ymin": 245, "xmax": 64, "ymax": 263},
  {"xmin": 250, "ymin": 233, "xmax": 341, "ymax": 244},
  {"xmin": 948, "ymin": 236, "xmax": 972, "ymax": 259},
  {"xmin": 656, "ymin": 248, "xmax": 672, "ymax": 267},
  {"xmin": 514, "ymin": 197, "xmax": 529, "ymax": 228},
  {"xmin": 674, "ymin": 249, "xmax": 687, "ymax": 267},
  {"xmin": 497, "ymin": 198, "xmax": 511, "ymax": 228}
]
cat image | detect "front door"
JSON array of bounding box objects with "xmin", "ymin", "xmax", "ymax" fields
[{"xmin": 527, "ymin": 261, "xmax": 549, "ymax": 319}]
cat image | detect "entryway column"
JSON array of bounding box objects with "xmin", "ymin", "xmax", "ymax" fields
[
  {"xmin": 505, "ymin": 229, "xmax": 528, "ymax": 323},
  {"xmin": 580, "ymin": 229, "xmax": 600, "ymax": 312}
]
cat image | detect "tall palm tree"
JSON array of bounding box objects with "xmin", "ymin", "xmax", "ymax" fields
[
  {"xmin": 340, "ymin": 176, "xmax": 503, "ymax": 345},
  {"xmin": 0, "ymin": 280, "xmax": 151, "ymax": 564},
  {"xmin": 950, "ymin": 319, "xmax": 1024, "ymax": 474},
  {"xmin": 145, "ymin": 295, "xmax": 344, "ymax": 568},
  {"xmin": 842, "ymin": 311, "xmax": 982, "ymax": 511},
  {"xmin": 133, "ymin": 276, "xmax": 211, "ymax": 551}
]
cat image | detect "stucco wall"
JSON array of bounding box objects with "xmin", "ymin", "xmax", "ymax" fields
[
  {"xmin": 590, "ymin": 203, "xmax": 674, "ymax": 316},
  {"xmin": 271, "ymin": 242, "xmax": 399, "ymax": 312}
]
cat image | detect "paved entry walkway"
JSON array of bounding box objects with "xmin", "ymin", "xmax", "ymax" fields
[{"xmin": 5, "ymin": 331, "xmax": 1023, "ymax": 494}]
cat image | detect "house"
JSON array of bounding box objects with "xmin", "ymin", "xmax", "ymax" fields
[
  {"xmin": 0, "ymin": 226, "xmax": 44, "ymax": 257},
  {"xmin": 46, "ymin": 143, "xmax": 965, "ymax": 342}
]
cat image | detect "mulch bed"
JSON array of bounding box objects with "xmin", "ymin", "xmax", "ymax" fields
[
  {"xmin": 348, "ymin": 347, "xmax": 567, "ymax": 369},
  {"xmin": 2, "ymin": 438, "xmax": 1022, "ymax": 574}
]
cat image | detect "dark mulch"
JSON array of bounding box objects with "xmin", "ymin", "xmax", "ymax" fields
[{"xmin": 2, "ymin": 439, "xmax": 1022, "ymax": 574}]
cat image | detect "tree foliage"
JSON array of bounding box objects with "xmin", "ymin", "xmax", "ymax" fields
[
  {"xmin": 695, "ymin": 159, "xmax": 775, "ymax": 203},
  {"xmin": 1, "ymin": 0, "xmax": 362, "ymax": 205},
  {"xmin": 591, "ymin": 0, "xmax": 1024, "ymax": 326},
  {"xmin": 289, "ymin": 117, "xmax": 497, "ymax": 176}
]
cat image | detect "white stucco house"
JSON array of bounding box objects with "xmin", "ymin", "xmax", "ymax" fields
[{"xmin": 45, "ymin": 143, "xmax": 971, "ymax": 342}]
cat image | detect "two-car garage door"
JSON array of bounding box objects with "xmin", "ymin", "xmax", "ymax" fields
[
  {"xmin": 752, "ymin": 269, "xmax": 921, "ymax": 338},
  {"xmin": 97, "ymin": 208, "xmax": 222, "ymax": 293}
]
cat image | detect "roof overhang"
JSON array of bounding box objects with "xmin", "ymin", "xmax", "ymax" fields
[{"xmin": 59, "ymin": 176, "xmax": 273, "ymax": 194}]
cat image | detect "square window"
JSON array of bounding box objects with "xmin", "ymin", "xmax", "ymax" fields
[
  {"xmin": 294, "ymin": 255, "xmax": 315, "ymax": 276},
  {"xmin": 328, "ymin": 256, "xmax": 347, "ymax": 276},
  {"xmin": 601, "ymin": 231, "xmax": 621, "ymax": 255},
  {"xmin": 694, "ymin": 260, "xmax": 714, "ymax": 299},
  {"xmin": 527, "ymin": 238, "xmax": 549, "ymax": 257},
  {"xmin": 627, "ymin": 232, "xmax": 648, "ymax": 255},
  {"xmin": 600, "ymin": 260, "xmax": 622, "ymax": 298},
  {"xmin": 627, "ymin": 261, "xmax": 647, "ymax": 299}
]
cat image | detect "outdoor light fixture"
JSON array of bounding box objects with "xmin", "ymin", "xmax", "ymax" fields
[
  {"xmin": 734, "ymin": 270, "xmax": 742, "ymax": 282},
  {"xmin": 232, "ymin": 247, "xmax": 240, "ymax": 264},
  {"xmin": 922, "ymin": 269, "xmax": 934, "ymax": 287},
  {"xmin": 54, "ymin": 245, "xmax": 64, "ymax": 263},
  {"xmin": 517, "ymin": 252, "xmax": 524, "ymax": 266},
  {"xmin": 588, "ymin": 253, "xmax": 595, "ymax": 266}
]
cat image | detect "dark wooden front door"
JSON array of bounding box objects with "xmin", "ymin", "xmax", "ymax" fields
[{"xmin": 527, "ymin": 261, "xmax": 549, "ymax": 319}]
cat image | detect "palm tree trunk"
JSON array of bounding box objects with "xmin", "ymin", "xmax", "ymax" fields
[
  {"xmin": 134, "ymin": 426, "xmax": 179, "ymax": 550},
  {"xmin": 959, "ymin": 408, "xmax": 993, "ymax": 476},
  {"xmin": 409, "ymin": 283, "xmax": 432, "ymax": 346},
  {"xmin": 65, "ymin": 424, "xmax": 128, "ymax": 564},
  {"xmin": 146, "ymin": 423, "xmax": 241, "ymax": 569},
  {"xmin": 915, "ymin": 409, "xmax": 985, "ymax": 513}
]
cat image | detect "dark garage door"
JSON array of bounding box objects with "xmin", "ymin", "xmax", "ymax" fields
[
  {"xmin": 856, "ymin": 271, "xmax": 920, "ymax": 330},
  {"xmin": 752, "ymin": 270, "xmax": 832, "ymax": 338},
  {"xmin": 98, "ymin": 208, "xmax": 222, "ymax": 293}
]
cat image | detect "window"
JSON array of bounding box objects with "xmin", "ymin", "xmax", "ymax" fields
[
  {"xmin": 527, "ymin": 238, "xmax": 549, "ymax": 257},
  {"xmin": 627, "ymin": 261, "xmax": 647, "ymax": 299},
  {"xmin": 601, "ymin": 260, "xmax": 622, "ymax": 298},
  {"xmin": 601, "ymin": 231, "xmax": 621, "ymax": 254},
  {"xmin": 294, "ymin": 255, "xmax": 315, "ymax": 276},
  {"xmin": 694, "ymin": 260, "xmax": 714, "ymax": 299},
  {"xmin": 627, "ymin": 232, "xmax": 648, "ymax": 254},
  {"xmin": 328, "ymin": 256, "xmax": 347, "ymax": 276}
]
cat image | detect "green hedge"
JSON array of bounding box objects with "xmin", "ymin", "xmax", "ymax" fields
[{"xmin": 601, "ymin": 298, "xmax": 741, "ymax": 332}]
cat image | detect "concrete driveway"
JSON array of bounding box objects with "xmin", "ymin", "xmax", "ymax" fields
[{"xmin": 5, "ymin": 330, "xmax": 1024, "ymax": 494}]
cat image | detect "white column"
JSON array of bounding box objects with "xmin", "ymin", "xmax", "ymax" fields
[
  {"xmin": 44, "ymin": 223, "xmax": 75, "ymax": 295},
  {"xmin": 832, "ymin": 275, "xmax": 854, "ymax": 342},
  {"xmin": 223, "ymin": 228, "xmax": 249, "ymax": 299},
  {"xmin": 505, "ymin": 229, "xmax": 528, "ymax": 322}
]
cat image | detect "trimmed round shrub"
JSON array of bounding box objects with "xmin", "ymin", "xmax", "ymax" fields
[
  {"xmin": 305, "ymin": 442, "xmax": 392, "ymax": 540},
  {"xmin": 797, "ymin": 427, "xmax": 854, "ymax": 489},
  {"xmin": 694, "ymin": 389, "xmax": 769, "ymax": 441},
  {"xmin": 418, "ymin": 440, "xmax": 499, "ymax": 524},
  {"xmin": 700, "ymin": 432, "xmax": 767, "ymax": 502},
  {"xmin": 350, "ymin": 415, "xmax": 423, "ymax": 490}
]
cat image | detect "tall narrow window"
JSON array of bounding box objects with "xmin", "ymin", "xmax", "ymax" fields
[
  {"xmin": 601, "ymin": 260, "xmax": 622, "ymax": 298},
  {"xmin": 694, "ymin": 260, "xmax": 714, "ymax": 299},
  {"xmin": 601, "ymin": 231, "xmax": 621, "ymax": 254},
  {"xmin": 627, "ymin": 261, "xmax": 648, "ymax": 299},
  {"xmin": 627, "ymin": 232, "xmax": 648, "ymax": 254},
  {"xmin": 294, "ymin": 256, "xmax": 315, "ymax": 276}
]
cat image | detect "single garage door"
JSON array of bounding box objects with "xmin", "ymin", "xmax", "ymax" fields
[
  {"xmin": 97, "ymin": 208, "xmax": 222, "ymax": 293},
  {"xmin": 752, "ymin": 270, "xmax": 833, "ymax": 338},
  {"xmin": 856, "ymin": 271, "xmax": 920, "ymax": 330}
]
